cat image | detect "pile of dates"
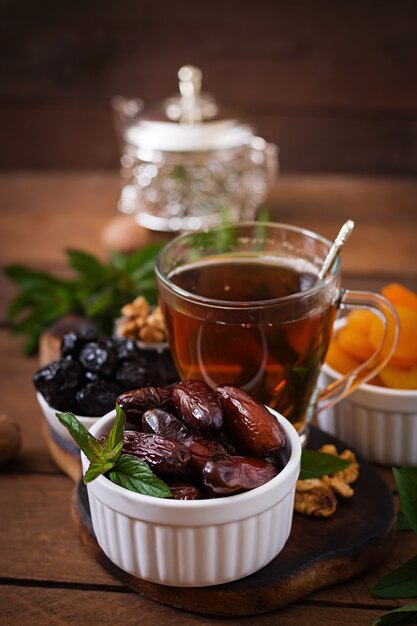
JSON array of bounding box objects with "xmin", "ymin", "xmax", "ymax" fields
[
  {"xmin": 33, "ymin": 329, "xmax": 178, "ymax": 416},
  {"xmin": 117, "ymin": 379, "xmax": 286, "ymax": 499}
]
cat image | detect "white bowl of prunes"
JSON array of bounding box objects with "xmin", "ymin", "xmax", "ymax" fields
[
  {"xmin": 33, "ymin": 328, "xmax": 178, "ymax": 447},
  {"xmin": 79, "ymin": 380, "xmax": 301, "ymax": 587}
]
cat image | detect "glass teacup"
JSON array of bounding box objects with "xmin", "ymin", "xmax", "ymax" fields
[{"xmin": 156, "ymin": 222, "xmax": 398, "ymax": 442}]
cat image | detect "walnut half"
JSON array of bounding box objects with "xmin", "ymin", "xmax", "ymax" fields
[{"xmin": 295, "ymin": 446, "xmax": 359, "ymax": 518}]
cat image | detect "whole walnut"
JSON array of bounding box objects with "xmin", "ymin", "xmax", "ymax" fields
[{"xmin": 0, "ymin": 413, "xmax": 22, "ymax": 466}]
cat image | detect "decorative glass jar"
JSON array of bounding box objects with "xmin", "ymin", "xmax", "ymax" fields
[{"xmin": 112, "ymin": 66, "xmax": 278, "ymax": 232}]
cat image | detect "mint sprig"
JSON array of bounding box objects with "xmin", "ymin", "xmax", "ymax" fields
[
  {"xmin": 56, "ymin": 406, "xmax": 172, "ymax": 498},
  {"xmin": 371, "ymin": 466, "xmax": 417, "ymax": 625},
  {"xmin": 299, "ymin": 449, "xmax": 350, "ymax": 480}
]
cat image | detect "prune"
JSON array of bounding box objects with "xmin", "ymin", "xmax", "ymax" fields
[
  {"xmin": 143, "ymin": 348, "xmax": 179, "ymax": 386},
  {"xmin": 61, "ymin": 328, "xmax": 99, "ymax": 359},
  {"xmin": 214, "ymin": 385, "xmax": 285, "ymax": 457},
  {"xmin": 116, "ymin": 361, "xmax": 148, "ymax": 390},
  {"xmin": 79, "ymin": 341, "xmax": 117, "ymax": 378},
  {"xmin": 172, "ymin": 380, "xmax": 223, "ymax": 430},
  {"xmin": 166, "ymin": 480, "xmax": 202, "ymax": 500},
  {"xmin": 76, "ymin": 380, "xmax": 120, "ymax": 417},
  {"xmin": 142, "ymin": 408, "xmax": 189, "ymax": 441},
  {"xmin": 202, "ymin": 453, "xmax": 278, "ymax": 496},
  {"xmin": 117, "ymin": 386, "xmax": 175, "ymax": 423},
  {"xmin": 184, "ymin": 434, "xmax": 230, "ymax": 473},
  {"xmin": 112, "ymin": 337, "xmax": 139, "ymax": 362},
  {"xmin": 33, "ymin": 359, "xmax": 84, "ymax": 411},
  {"xmin": 122, "ymin": 431, "xmax": 191, "ymax": 478}
]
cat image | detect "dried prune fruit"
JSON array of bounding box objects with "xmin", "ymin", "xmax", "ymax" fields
[
  {"xmin": 172, "ymin": 380, "xmax": 223, "ymax": 430},
  {"xmin": 109, "ymin": 336, "xmax": 139, "ymax": 361},
  {"xmin": 122, "ymin": 431, "xmax": 191, "ymax": 478},
  {"xmin": 184, "ymin": 434, "xmax": 230, "ymax": 473},
  {"xmin": 116, "ymin": 361, "xmax": 148, "ymax": 391},
  {"xmin": 142, "ymin": 408, "xmax": 189, "ymax": 441},
  {"xmin": 76, "ymin": 380, "xmax": 120, "ymax": 416},
  {"xmin": 202, "ymin": 453, "xmax": 278, "ymax": 496},
  {"xmin": 33, "ymin": 359, "xmax": 84, "ymax": 411},
  {"xmin": 61, "ymin": 328, "xmax": 99, "ymax": 359},
  {"xmin": 79, "ymin": 341, "xmax": 117, "ymax": 378},
  {"xmin": 117, "ymin": 386, "xmax": 175, "ymax": 423},
  {"xmin": 214, "ymin": 385, "xmax": 285, "ymax": 457},
  {"xmin": 166, "ymin": 480, "xmax": 202, "ymax": 500}
]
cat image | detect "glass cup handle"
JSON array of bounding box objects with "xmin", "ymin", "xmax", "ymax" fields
[{"xmin": 317, "ymin": 289, "xmax": 399, "ymax": 412}]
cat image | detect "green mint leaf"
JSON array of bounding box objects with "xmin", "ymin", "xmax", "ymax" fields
[
  {"xmin": 393, "ymin": 467, "xmax": 417, "ymax": 536},
  {"xmin": 83, "ymin": 460, "xmax": 115, "ymax": 484},
  {"xmin": 66, "ymin": 249, "xmax": 110, "ymax": 284},
  {"xmin": 109, "ymin": 454, "xmax": 172, "ymax": 498},
  {"xmin": 56, "ymin": 412, "xmax": 104, "ymax": 463},
  {"xmin": 397, "ymin": 510, "xmax": 413, "ymax": 532},
  {"xmin": 372, "ymin": 602, "xmax": 417, "ymax": 625},
  {"xmin": 371, "ymin": 555, "xmax": 417, "ymax": 599},
  {"xmin": 299, "ymin": 449, "xmax": 351, "ymax": 480},
  {"xmin": 102, "ymin": 405, "xmax": 125, "ymax": 463}
]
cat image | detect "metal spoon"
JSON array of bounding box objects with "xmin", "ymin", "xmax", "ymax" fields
[{"xmin": 318, "ymin": 219, "xmax": 355, "ymax": 281}]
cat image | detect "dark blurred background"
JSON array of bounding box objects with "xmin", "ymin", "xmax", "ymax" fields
[{"xmin": 2, "ymin": 0, "xmax": 417, "ymax": 174}]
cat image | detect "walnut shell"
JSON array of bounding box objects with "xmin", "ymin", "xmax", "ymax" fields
[{"xmin": 0, "ymin": 413, "xmax": 22, "ymax": 466}]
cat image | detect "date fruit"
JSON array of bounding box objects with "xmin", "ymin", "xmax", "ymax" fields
[
  {"xmin": 172, "ymin": 380, "xmax": 223, "ymax": 430},
  {"xmin": 214, "ymin": 385, "xmax": 285, "ymax": 457},
  {"xmin": 184, "ymin": 434, "xmax": 230, "ymax": 473},
  {"xmin": 142, "ymin": 408, "xmax": 189, "ymax": 442},
  {"xmin": 117, "ymin": 386, "xmax": 175, "ymax": 423},
  {"xmin": 166, "ymin": 480, "xmax": 202, "ymax": 500},
  {"xmin": 122, "ymin": 431, "xmax": 191, "ymax": 478},
  {"xmin": 202, "ymin": 454, "xmax": 278, "ymax": 496}
]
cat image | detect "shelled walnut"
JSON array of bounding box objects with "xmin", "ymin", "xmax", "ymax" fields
[
  {"xmin": 116, "ymin": 296, "xmax": 167, "ymax": 344},
  {"xmin": 295, "ymin": 445, "xmax": 359, "ymax": 518}
]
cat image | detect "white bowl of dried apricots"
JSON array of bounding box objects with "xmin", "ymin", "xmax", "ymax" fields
[{"xmin": 318, "ymin": 283, "xmax": 417, "ymax": 466}]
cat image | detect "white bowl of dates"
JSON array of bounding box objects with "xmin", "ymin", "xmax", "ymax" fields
[
  {"xmin": 34, "ymin": 330, "xmax": 178, "ymax": 449},
  {"xmin": 81, "ymin": 380, "xmax": 301, "ymax": 587}
]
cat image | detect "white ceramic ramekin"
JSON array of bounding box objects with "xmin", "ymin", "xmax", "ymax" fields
[
  {"xmin": 318, "ymin": 322, "xmax": 417, "ymax": 466},
  {"xmin": 37, "ymin": 392, "xmax": 103, "ymax": 455},
  {"xmin": 81, "ymin": 409, "xmax": 301, "ymax": 587}
]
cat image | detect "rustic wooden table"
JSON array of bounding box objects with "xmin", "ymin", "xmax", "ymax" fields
[{"xmin": 1, "ymin": 172, "xmax": 416, "ymax": 625}]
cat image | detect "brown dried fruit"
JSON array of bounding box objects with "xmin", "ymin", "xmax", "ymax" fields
[
  {"xmin": 173, "ymin": 380, "xmax": 223, "ymax": 430},
  {"xmin": 202, "ymin": 453, "xmax": 278, "ymax": 496},
  {"xmin": 122, "ymin": 431, "xmax": 191, "ymax": 478},
  {"xmin": 294, "ymin": 479, "xmax": 337, "ymax": 517},
  {"xmin": 117, "ymin": 386, "xmax": 175, "ymax": 424},
  {"xmin": 214, "ymin": 384, "xmax": 285, "ymax": 457}
]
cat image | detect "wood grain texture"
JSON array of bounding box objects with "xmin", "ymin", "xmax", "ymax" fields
[
  {"xmin": 0, "ymin": 585, "xmax": 398, "ymax": 626},
  {"xmin": 1, "ymin": 0, "xmax": 417, "ymax": 172}
]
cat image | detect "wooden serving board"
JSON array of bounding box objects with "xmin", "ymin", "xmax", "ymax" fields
[{"xmin": 71, "ymin": 427, "xmax": 395, "ymax": 616}]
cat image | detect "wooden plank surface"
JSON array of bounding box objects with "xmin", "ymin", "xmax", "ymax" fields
[
  {"xmin": 1, "ymin": 1, "xmax": 417, "ymax": 172},
  {"xmin": 1, "ymin": 171, "xmax": 416, "ymax": 624}
]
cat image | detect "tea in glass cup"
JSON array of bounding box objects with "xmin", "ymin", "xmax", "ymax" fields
[{"xmin": 156, "ymin": 222, "xmax": 398, "ymax": 441}]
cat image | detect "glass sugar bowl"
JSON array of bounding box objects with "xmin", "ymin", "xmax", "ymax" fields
[{"xmin": 112, "ymin": 66, "xmax": 278, "ymax": 232}]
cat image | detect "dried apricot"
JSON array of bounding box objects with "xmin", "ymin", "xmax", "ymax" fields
[
  {"xmin": 337, "ymin": 326, "xmax": 375, "ymax": 362},
  {"xmin": 379, "ymin": 363, "xmax": 417, "ymax": 390},
  {"xmin": 370, "ymin": 306, "xmax": 417, "ymax": 368},
  {"xmin": 381, "ymin": 283, "xmax": 417, "ymax": 314},
  {"xmin": 325, "ymin": 339, "xmax": 361, "ymax": 374},
  {"xmin": 344, "ymin": 310, "xmax": 376, "ymax": 335}
]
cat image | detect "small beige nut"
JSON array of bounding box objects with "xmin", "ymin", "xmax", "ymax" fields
[
  {"xmin": 146, "ymin": 307, "xmax": 165, "ymax": 331},
  {"xmin": 319, "ymin": 444, "xmax": 338, "ymax": 456},
  {"xmin": 121, "ymin": 303, "xmax": 139, "ymax": 318},
  {"xmin": 132, "ymin": 296, "xmax": 150, "ymax": 317},
  {"xmin": 322, "ymin": 475, "xmax": 354, "ymax": 498},
  {"xmin": 116, "ymin": 320, "xmax": 138, "ymax": 338},
  {"xmin": 139, "ymin": 325, "xmax": 165, "ymax": 343},
  {"xmin": 334, "ymin": 450, "xmax": 359, "ymax": 485},
  {"xmin": 134, "ymin": 316, "xmax": 148, "ymax": 330},
  {"xmin": 0, "ymin": 413, "xmax": 22, "ymax": 466},
  {"xmin": 295, "ymin": 479, "xmax": 337, "ymax": 517}
]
